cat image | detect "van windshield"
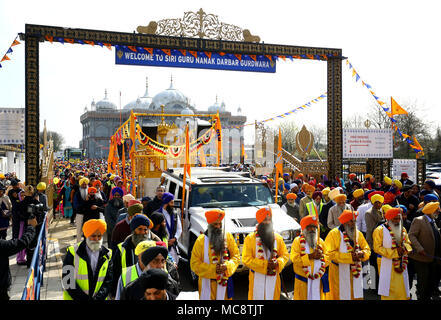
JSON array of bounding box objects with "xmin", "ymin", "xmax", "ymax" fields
[{"xmin": 190, "ymin": 183, "xmax": 274, "ymax": 208}]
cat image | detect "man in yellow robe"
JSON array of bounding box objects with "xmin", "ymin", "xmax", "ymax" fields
[
  {"xmin": 242, "ymin": 207, "xmax": 290, "ymax": 300},
  {"xmin": 190, "ymin": 209, "xmax": 240, "ymax": 300},
  {"xmin": 325, "ymin": 209, "xmax": 371, "ymax": 300},
  {"xmin": 373, "ymin": 207, "xmax": 412, "ymax": 300},
  {"xmin": 291, "ymin": 215, "xmax": 329, "ymax": 300}
]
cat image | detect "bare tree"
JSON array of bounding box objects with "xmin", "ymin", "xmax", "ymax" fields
[{"xmin": 39, "ymin": 131, "xmax": 65, "ymax": 152}]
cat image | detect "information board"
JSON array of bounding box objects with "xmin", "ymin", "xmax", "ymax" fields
[
  {"xmin": 392, "ymin": 159, "xmax": 417, "ymax": 183},
  {"xmin": 0, "ymin": 108, "xmax": 25, "ymax": 144},
  {"xmin": 343, "ymin": 128, "xmax": 393, "ymax": 158}
]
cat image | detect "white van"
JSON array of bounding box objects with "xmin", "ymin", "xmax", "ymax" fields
[{"xmin": 160, "ymin": 167, "xmax": 301, "ymax": 276}]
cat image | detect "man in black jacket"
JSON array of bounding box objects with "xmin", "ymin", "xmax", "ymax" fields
[
  {"xmin": 0, "ymin": 217, "xmax": 36, "ymax": 300},
  {"xmin": 143, "ymin": 185, "xmax": 164, "ymax": 217}
]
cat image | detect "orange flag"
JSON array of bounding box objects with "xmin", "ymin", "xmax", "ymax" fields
[
  {"xmin": 214, "ymin": 113, "xmax": 222, "ymax": 166},
  {"xmin": 103, "ymin": 43, "xmax": 112, "ymax": 50},
  {"xmin": 199, "ymin": 147, "xmax": 207, "ymax": 167},
  {"xmin": 181, "ymin": 124, "xmax": 191, "ymax": 216},
  {"xmin": 179, "ymin": 49, "xmax": 186, "ymax": 56},
  {"xmin": 390, "ymin": 97, "xmax": 408, "ymax": 116},
  {"xmin": 128, "ymin": 46, "xmax": 137, "ymax": 52},
  {"xmin": 45, "ymin": 36, "xmax": 53, "ymax": 43},
  {"xmin": 144, "ymin": 47, "xmax": 154, "ymax": 55},
  {"xmin": 189, "ymin": 51, "xmax": 198, "ymax": 59},
  {"xmin": 11, "ymin": 39, "xmax": 21, "ymax": 46},
  {"xmin": 234, "ymin": 54, "xmax": 242, "ymax": 61},
  {"xmin": 84, "ymin": 40, "xmax": 95, "ymax": 46},
  {"xmin": 64, "ymin": 38, "xmax": 74, "ymax": 44},
  {"xmin": 205, "ymin": 51, "xmax": 212, "ymax": 59},
  {"xmin": 1, "ymin": 55, "xmax": 10, "ymax": 62},
  {"xmin": 249, "ymin": 55, "xmax": 256, "ymax": 61},
  {"xmin": 161, "ymin": 49, "xmax": 171, "ymax": 56}
]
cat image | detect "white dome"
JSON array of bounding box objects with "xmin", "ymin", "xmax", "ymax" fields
[
  {"xmin": 95, "ymin": 89, "xmax": 117, "ymax": 111},
  {"xmin": 151, "ymin": 77, "xmax": 188, "ymax": 112},
  {"xmin": 181, "ymin": 106, "xmax": 194, "ymax": 115},
  {"xmin": 123, "ymin": 78, "xmax": 153, "ymax": 110},
  {"xmin": 208, "ymin": 96, "xmax": 226, "ymax": 113}
]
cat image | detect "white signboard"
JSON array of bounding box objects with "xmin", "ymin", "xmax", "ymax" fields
[
  {"xmin": 343, "ymin": 128, "xmax": 393, "ymax": 158},
  {"xmin": 0, "ymin": 108, "xmax": 25, "ymax": 145},
  {"xmin": 392, "ymin": 159, "xmax": 417, "ymax": 183}
]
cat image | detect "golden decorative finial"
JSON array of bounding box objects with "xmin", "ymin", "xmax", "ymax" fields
[{"xmin": 160, "ymin": 104, "xmax": 165, "ymax": 123}]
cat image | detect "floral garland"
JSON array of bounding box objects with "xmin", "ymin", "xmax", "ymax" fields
[
  {"xmin": 255, "ymin": 230, "xmax": 278, "ymax": 276},
  {"xmin": 385, "ymin": 224, "xmax": 408, "ymax": 274},
  {"xmin": 342, "ymin": 231, "xmax": 362, "ymax": 278},
  {"xmin": 299, "ymin": 234, "xmax": 326, "ymax": 280},
  {"xmin": 210, "ymin": 241, "xmax": 229, "ymax": 286}
]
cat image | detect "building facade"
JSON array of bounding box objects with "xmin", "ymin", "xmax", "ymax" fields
[{"xmin": 80, "ymin": 77, "xmax": 247, "ymax": 162}]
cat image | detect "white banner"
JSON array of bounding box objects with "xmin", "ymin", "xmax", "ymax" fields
[
  {"xmin": 343, "ymin": 129, "xmax": 393, "ymax": 159},
  {"xmin": 0, "ymin": 108, "xmax": 25, "ymax": 145},
  {"xmin": 392, "ymin": 159, "xmax": 417, "ymax": 183}
]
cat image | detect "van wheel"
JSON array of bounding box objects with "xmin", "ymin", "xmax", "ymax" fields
[{"xmin": 188, "ymin": 234, "xmax": 199, "ymax": 289}]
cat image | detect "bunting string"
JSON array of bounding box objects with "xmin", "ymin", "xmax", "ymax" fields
[
  {"xmin": 0, "ymin": 35, "xmax": 20, "ymax": 69},
  {"xmin": 133, "ymin": 122, "xmax": 215, "ymax": 158},
  {"xmin": 345, "ymin": 59, "xmax": 423, "ymax": 156},
  {"xmin": 226, "ymin": 92, "xmax": 327, "ymax": 129}
]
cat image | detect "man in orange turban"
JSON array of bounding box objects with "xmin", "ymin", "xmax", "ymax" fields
[
  {"xmin": 281, "ymin": 193, "xmax": 300, "ymax": 222},
  {"xmin": 324, "ymin": 210, "xmax": 370, "ymax": 300},
  {"xmin": 190, "ymin": 209, "xmax": 240, "ymax": 300},
  {"xmin": 373, "ymin": 207, "xmax": 412, "ymax": 300},
  {"xmin": 62, "ymin": 218, "xmax": 113, "ymax": 300},
  {"xmin": 242, "ymin": 207, "xmax": 289, "ymax": 300},
  {"xmin": 290, "ymin": 215, "xmax": 329, "ymax": 300}
]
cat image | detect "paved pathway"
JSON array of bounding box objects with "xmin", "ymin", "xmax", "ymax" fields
[{"xmin": 8, "ymin": 215, "xmax": 76, "ymax": 300}]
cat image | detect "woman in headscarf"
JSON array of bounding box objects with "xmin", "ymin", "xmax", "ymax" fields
[{"xmin": 59, "ymin": 179, "xmax": 73, "ymax": 219}]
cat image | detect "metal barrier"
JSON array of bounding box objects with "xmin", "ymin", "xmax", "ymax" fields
[{"xmin": 21, "ymin": 213, "xmax": 49, "ymax": 300}]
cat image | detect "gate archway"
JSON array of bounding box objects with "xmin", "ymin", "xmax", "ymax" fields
[{"xmin": 20, "ymin": 9, "xmax": 343, "ymax": 186}]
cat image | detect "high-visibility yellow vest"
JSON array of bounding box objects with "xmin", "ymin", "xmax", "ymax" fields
[
  {"xmin": 117, "ymin": 242, "xmax": 128, "ymax": 270},
  {"xmin": 63, "ymin": 242, "xmax": 112, "ymax": 300},
  {"xmin": 121, "ymin": 264, "xmax": 140, "ymax": 288},
  {"xmin": 306, "ymin": 201, "xmax": 323, "ymax": 217}
]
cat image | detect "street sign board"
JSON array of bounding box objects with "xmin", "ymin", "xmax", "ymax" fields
[{"xmin": 343, "ymin": 128, "xmax": 393, "ymax": 158}]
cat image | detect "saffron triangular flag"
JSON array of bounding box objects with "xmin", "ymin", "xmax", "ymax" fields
[
  {"xmin": 84, "ymin": 41, "xmax": 95, "ymax": 46},
  {"xmin": 144, "ymin": 47, "xmax": 154, "ymax": 55},
  {"xmin": 189, "ymin": 51, "xmax": 198, "ymax": 59},
  {"xmin": 390, "ymin": 97, "xmax": 408, "ymax": 116},
  {"xmin": 161, "ymin": 49, "xmax": 171, "ymax": 56},
  {"xmin": 128, "ymin": 46, "xmax": 137, "ymax": 52},
  {"xmin": 179, "ymin": 49, "xmax": 186, "ymax": 56},
  {"xmin": 11, "ymin": 39, "xmax": 20, "ymax": 46},
  {"xmin": 234, "ymin": 54, "xmax": 242, "ymax": 61},
  {"xmin": 205, "ymin": 51, "xmax": 212, "ymax": 59},
  {"xmin": 103, "ymin": 43, "xmax": 112, "ymax": 50},
  {"xmin": 45, "ymin": 36, "xmax": 53, "ymax": 43},
  {"xmin": 1, "ymin": 55, "xmax": 10, "ymax": 62}
]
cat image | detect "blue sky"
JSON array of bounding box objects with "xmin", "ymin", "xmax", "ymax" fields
[{"xmin": 0, "ymin": 0, "xmax": 439, "ymax": 148}]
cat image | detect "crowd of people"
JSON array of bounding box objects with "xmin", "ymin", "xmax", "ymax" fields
[
  {"xmin": 1, "ymin": 161, "xmax": 441, "ymax": 301},
  {"xmin": 260, "ymin": 170, "xmax": 441, "ymax": 300}
]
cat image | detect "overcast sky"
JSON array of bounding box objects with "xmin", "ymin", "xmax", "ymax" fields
[{"xmin": 0, "ymin": 0, "xmax": 439, "ymax": 148}]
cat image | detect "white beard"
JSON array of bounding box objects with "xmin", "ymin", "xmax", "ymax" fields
[
  {"xmin": 80, "ymin": 187, "xmax": 88, "ymax": 200},
  {"xmin": 287, "ymin": 201, "xmax": 296, "ymax": 208},
  {"xmin": 389, "ymin": 221, "xmax": 403, "ymax": 246},
  {"xmin": 304, "ymin": 229, "xmax": 317, "ymax": 249},
  {"xmin": 94, "ymin": 192, "xmax": 102, "ymax": 200},
  {"xmin": 86, "ymin": 238, "xmax": 103, "ymax": 252}
]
